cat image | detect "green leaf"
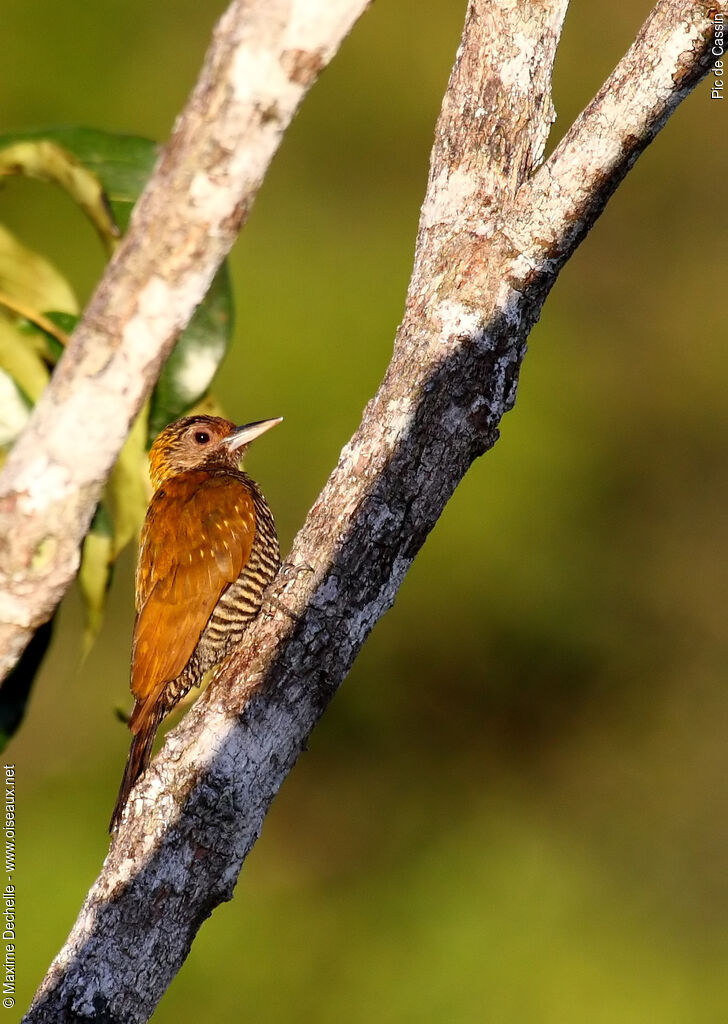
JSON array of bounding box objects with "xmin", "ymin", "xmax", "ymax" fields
[
  {"xmin": 0, "ymin": 617, "xmax": 54, "ymax": 751},
  {"xmin": 148, "ymin": 262, "xmax": 234, "ymax": 442},
  {"xmin": 0, "ymin": 127, "xmax": 157, "ymax": 232},
  {"xmin": 0, "ymin": 140, "xmax": 121, "ymax": 252},
  {"xmin": 43, "ymin": 310, "xmax": 80, "ymax": 334},
  {"xmin": 78, "ymin": 504, "xmax": 115, "ymax": 658},
  {"xmin": 33, "ymin": 310, "xmax": 80, "ymax": 361}
]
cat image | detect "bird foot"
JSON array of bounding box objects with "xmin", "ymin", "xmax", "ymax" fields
[
  {"xmin": 279, "ymin": 560, "xmax": 315, "ymax": 582},
  {"xmin": 263, "ymin": 561, "xmax": 314, "ymax": 622},
  {"xmin": 264, "ymin": 593, "xmax": 300, "ymax": 622}
]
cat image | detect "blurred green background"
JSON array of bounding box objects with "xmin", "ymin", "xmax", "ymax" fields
[{"xmin": 2, "ymin": 1, "xmax": 727, "ymax": 1021}]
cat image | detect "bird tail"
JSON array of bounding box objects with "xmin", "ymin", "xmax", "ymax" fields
[{"xmin": 109, "ymin": 705, "xmax": 162, "ymax": 833}]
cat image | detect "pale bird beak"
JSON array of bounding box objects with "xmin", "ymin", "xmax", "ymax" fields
[{"xmin": 223, "ymin": 417, "xmax": 283, "ymax": 451}]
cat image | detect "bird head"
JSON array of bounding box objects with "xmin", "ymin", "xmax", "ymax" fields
[{"xmin": 148, "ymin": 414, "xmax": 283, "ymax": 490}]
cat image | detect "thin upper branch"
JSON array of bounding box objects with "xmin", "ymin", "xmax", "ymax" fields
[
  {"xmin": 25, "ymin": 0, "xmax": 721, "ymax": 1021},
  {"xmin": 515, "ymin": 0, "xmax": 719, "ymax": 265},
  {"xmin": 0, "ymin": 0, "xmax": 371, "ymax": 682}
]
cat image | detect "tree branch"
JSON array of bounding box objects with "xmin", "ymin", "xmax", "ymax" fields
[
  {"xmin": 24, "ymin": 1, "xmax": 721, "ymax": 1021},
  {"xmin": 0, "ymin": 0, "xmax": 371, "ymax": 683},
  {"xmin": 515, "ymin": 0, "xmax": 718, "ymax": 264}
]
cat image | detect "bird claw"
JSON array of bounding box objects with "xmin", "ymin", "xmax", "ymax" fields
[
  {"xmin": 262, "ymin": 561, "xmax": 314, "ymax": 622},
  {"xmin": 263, "ymin": 593, "xmax": 300, "ymax": 623},
  {"xmin": 278, "ymin": 560, "xmax": 315, "ymax": 581}
]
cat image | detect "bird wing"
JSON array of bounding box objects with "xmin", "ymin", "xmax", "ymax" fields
[{"xmin": 130, "ymin": 471, "xmax": 256, "ymax": 725}]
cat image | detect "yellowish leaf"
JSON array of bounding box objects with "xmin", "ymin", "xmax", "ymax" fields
[
  {"xmin": 0, "ymin": 141, "xmax": 120, "ymax": 254},
  {"xmin": 78, "ymin": 507, "xmax": 114, "ymax": 658},
  {"xmin": 0, "ymin": 223, "xmax": 78, "ymax": 315},
  {"xmin": 0, "ymin": 317, "xmax": 50, "ymax": 403},
  {"xmin": 106, "ymin": 405, "xmax": 151, "ymax": 557}
]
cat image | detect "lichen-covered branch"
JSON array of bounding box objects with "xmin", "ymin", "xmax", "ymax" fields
[
  {"xmin": 24, "ymin": 1, "xmax": 721, "ymax": 1022},
  {"xmin": 0, "ymin": 0, "xmax": 371, "ymax": 683}
]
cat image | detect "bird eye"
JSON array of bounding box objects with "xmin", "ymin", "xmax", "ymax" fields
[{"xmin": 194, "ymin": 430, "xmax": 211, "ymax": 445}]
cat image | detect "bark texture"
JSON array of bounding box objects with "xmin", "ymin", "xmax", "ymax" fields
[
  {"xmin": 0, "ymin": 0, "xmax": 371, "ymax": 682},
  {"xmin": 24, "ymin": 1, "xmax": 721, "ymax": 1022}
]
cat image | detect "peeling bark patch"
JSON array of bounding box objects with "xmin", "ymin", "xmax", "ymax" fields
[
  {"xmin": 189, "ymin": 171, "xmax": 235, "ymax": 220},
  {"xmin": 123, "ymin": 276, "xmax": 180, "ymax": 358},
  {"xmin": 673, "ymin": 22, "xmax": 713, "ymax": 87},
  {"xmin": 437, "ymin": 299, "xmax": 483, "ymax": 344},
  {"xmin": 500, "ymin": 31, "xmax": 539, "ymax": 93},
  {"xmin": 221, "ymin": 197, "xmax": 250, "ymax": 235},
  {"xmin": 258, "ymin": 101, "xmax": 282, "ymax": 126},
  {"xmin": 281, "ymin": 47, "xmax": 325, "ymax": 85},
  {"xmin": 230, "ymin": 46, "xmax": 292, "ymax": 105}
]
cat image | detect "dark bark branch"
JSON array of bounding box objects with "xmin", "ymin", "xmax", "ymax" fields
[
  {"xmin": 0, "ymin": 0, "xmax": 371, "ymax": 682},
  {"xmin": 24, "ymin": 1, "xmax": 721, "ymax": 1021}
]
